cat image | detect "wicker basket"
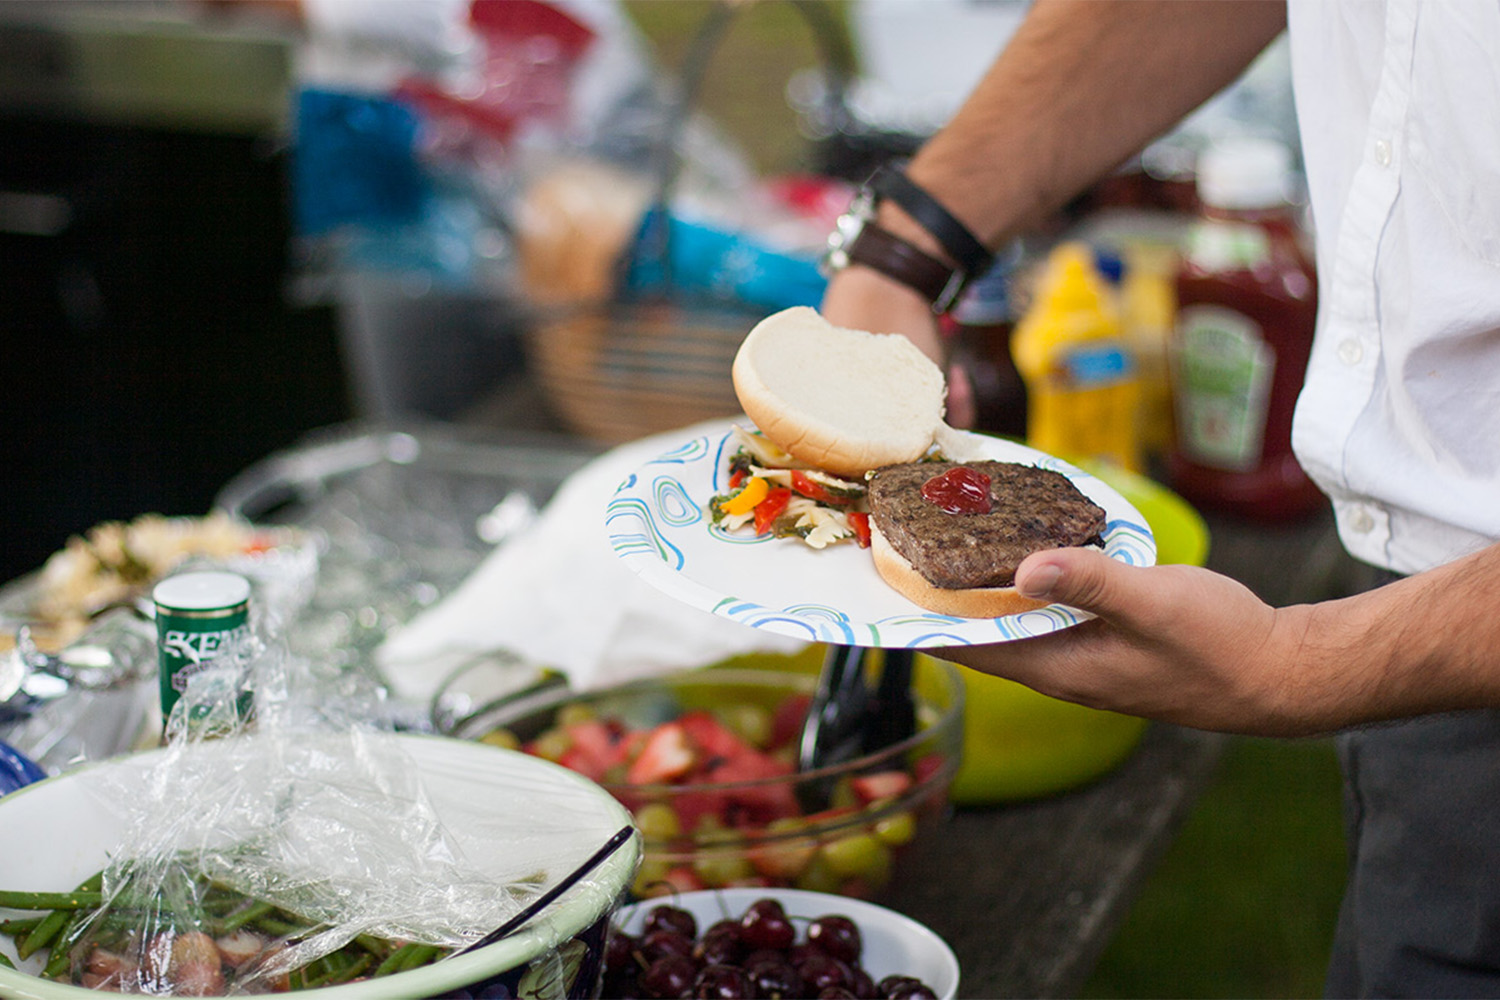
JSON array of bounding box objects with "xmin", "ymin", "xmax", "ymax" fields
[
  {"xmin": 525, "ymin": 297, "xmax": 757, "ymax": 445},
  {"xmin": 516, "ymin": 1, "xmax": 854, "ymax": 445}
]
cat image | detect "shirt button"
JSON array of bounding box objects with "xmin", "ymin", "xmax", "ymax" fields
[
  {"xmin": 1337, "ymin": 338, "xmax": 1364, "ymax": 365},
  {"xmin": 1348, "ymin": 508, "xmax": 1375, "ymax": 533},
  {"xmin": 1374, "ymin": 138, "xmax": 1393, "ymax": 166}
]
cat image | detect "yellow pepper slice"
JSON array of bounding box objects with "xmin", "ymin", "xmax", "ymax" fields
[{"xmin": 719, "ymin": 476, "xmax": 770, "ymax": 516}]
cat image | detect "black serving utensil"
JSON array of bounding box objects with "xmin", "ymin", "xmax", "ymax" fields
[
  {"xmin": 862, "ymin": 648, "xmax": 917, "ymax": 755},
  {"xmin": 455, "ymin": 824, "xmax": 636, "ymax": 957},
  {"xmin": 797, "ymin": 644, "xmax": 871, "ymax": 776},
  {"xmin": 796, "ymin": 645, "xmax": 920, "ymax": 811}
]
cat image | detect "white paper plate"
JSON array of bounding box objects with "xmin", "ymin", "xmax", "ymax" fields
[{"xmin": 605, "ymin": 420, "xmax": 1155, "ymax": 648}]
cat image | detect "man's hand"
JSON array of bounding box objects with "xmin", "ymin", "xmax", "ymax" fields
[{"xmin": 942, "ymin": 547, "xmax": 1325, "ymax": 736}]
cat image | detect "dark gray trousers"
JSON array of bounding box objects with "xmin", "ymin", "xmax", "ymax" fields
[{"xmin": 1324, "ymin": 706, "xmax": 1500, "ymax": 995}]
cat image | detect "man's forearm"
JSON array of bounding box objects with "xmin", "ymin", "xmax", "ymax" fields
[
  {"xmin": 1290, "ymin": 544, "xmax": 1500, "ymax": 728},
  {"xmin": 883, "ymin": 0, "xmax": 1288, "ymax": 260}
]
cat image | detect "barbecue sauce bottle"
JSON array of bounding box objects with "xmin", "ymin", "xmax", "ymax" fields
[{"xmin": 1168, "ymin": 138, "xmax": 1323, "ymax": 520}]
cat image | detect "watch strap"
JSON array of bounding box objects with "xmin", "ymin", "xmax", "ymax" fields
[
  {"xmin": 870, "ymin": 164, "xmax": 993, "ymax": 277},
  {"xmin": 843, "ymin": 222, "xmax": 964, "ymax": 310}
]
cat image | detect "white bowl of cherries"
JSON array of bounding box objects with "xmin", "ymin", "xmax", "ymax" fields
[{"xmin": 605, "ymin": 887, "xmax": 959, "ymax": 999}]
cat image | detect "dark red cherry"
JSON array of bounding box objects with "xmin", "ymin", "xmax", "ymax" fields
[
  {"xmin": 739, "ymin": 898, "xmax": 795, "ymax": 951},
  {"xmin": 641, "ymin": 928, "xmax": 696, "ymax": 964},
  {"xmin": 646, "ymin": 904, "xmax": 699, "ymax": 941},
  {"xmin": 806, "ymin": 915, "xmax": 861, "ymax": 964},
  {"xmin": 643, "ymin": 955, "xmax": 699, "ymax": 999},
  {"xmin": 693, "ymin": 963, "xmax": 751, "ymax": 999}
]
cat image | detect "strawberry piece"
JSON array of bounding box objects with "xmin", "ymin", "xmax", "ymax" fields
[
  {"xmin": 670, "ymin": 789, "xmax": 730, "ymax": 831},
  {"xmin": 678, "ymin": 710, "xmax": 753, "ymax": 762},
  {"xmin": 769, "ymin": 693, "xmax": 812, "ymax": 751},
  {"xmin": 798, "ymin": 804, "xmax": 860, "ymax": 827},
  {"xmin": 746, "ymin": 829, "xmax": 818, "ymax": 880},
  {"xmin": 912, "ymin": 753, "xmax": 948, "ymax": 786},
  {"xmin": 558, "ymin": 746, "xmax": 610, "ymax": 783},
  {"xmin": 911, "ymin": 754, "xmax": 952, "ymax": 815},
  {"xmin": 704, "ymin": 752, "xmax": 799, "ymax": 824},
  {"xmin": 658, "ymin": 867, "xmax": 707, "ymax": 896},
  {"xmin": 626, "ymin": 722, "xmax": 696, "ymax": 785},
  {"xmin": 849, "ymin": 770, "xmax": 915, "ymax": 805},
  {"xmin": 566, "ymin": 719, "xmax": 627, "ymax": 775}
]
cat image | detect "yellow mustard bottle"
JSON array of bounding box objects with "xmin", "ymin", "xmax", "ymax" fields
[
  {"xmin": 1119, "ymin": 243, "xmax": 1178, "ymax": 459},
  {"xmin": 1011, "ymin": 242, "xmax": 1143, "ymax": 471}
]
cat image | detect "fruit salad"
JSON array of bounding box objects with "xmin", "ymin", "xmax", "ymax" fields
[{"xmin": 480, "ymin": 679, "xmax": 954, "ymax": 901}]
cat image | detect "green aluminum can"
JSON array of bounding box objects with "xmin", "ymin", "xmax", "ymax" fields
[{"xmin": 153, "ymin": 570, "xmax": 252, "ymax": 725}]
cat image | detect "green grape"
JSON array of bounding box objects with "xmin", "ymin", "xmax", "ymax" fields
[
  {"xmin": 820, "ymin": 831, "xmax": 893, "ymax": 885},
  {"xmin": 873, "ymin": 811, "xmax": 917, "ymax": 847},
  {"xmin": 479, "ymin": 728, "xmax": 520, "ymax": 751},
  {"xmin": 633, "ymin": 802, "xmax": 682, "ymax": 841},
  {"xmin": 692, "ymin": 850, "xmax": 755, "ymax": 888},
  {"xmin": 714, "ymin": 704, "xmax": 773, "ymax": 749}
]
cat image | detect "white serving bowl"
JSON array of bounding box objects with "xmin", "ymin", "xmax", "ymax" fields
[
  {"xmin": 0, "ymin": 734, "xmax": 640, "ymax": 999},
  {"xmin": 612, "ymin": 886, "xmax": 960, "ymax": 999}
]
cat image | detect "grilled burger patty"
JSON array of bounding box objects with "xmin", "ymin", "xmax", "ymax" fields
[{"xmin": 867, "ymin": 461, "xmax": 1108, "ymax": 590}]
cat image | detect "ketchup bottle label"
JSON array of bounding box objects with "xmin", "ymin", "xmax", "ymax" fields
[
  {"xmin": 1172, "ymin": 305, "xmax": 1274, "ymax": 471},
  {"xmin": 1183, "ymin": 220, "xmax": 1272, "ymax": 272}
]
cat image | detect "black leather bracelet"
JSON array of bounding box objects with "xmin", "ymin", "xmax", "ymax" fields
[
  {"xmin": 842, "ymin": 222, "xmax": 961, "ymax": 308},
  {"xmin": 870, "ymin": 163, "xmax": 994, "ymax": 278}
]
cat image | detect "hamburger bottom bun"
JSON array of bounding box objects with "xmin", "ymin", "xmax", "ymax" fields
[
  {"xmin": 870, "ymin": 522, "xmax": 1052, "ymax": 619},
  {"xmin": 732, "ymin": 306, "xmax": 947, "ymax": 480}
]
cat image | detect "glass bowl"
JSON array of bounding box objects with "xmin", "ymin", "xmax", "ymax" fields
[{"xmin": 453, "ymin": 660, "xmax": 963, "ymax": 901}]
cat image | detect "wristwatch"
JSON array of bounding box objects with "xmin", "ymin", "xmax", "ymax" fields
[{"xmin": 822, "ymin": 185, "xmax": 969, "ymax": 314}]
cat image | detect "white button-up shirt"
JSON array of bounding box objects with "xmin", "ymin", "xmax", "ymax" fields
[{"xmin": 1288, "ymin": 0, "xmax": 1500, "ymax": 575}]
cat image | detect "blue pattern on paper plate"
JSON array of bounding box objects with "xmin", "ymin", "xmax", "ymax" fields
[{"xmin": 606, "ymin": 424, "xmax": 1157, "ymax": 649}]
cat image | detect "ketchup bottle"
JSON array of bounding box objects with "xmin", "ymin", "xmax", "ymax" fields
[{"xmin": 1168, "ymin": 137, "xmax": 1323, "ymax": 521}]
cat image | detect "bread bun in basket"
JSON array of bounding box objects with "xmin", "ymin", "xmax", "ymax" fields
[
  {"xmin": 731, "ymin": 307, "xmax": 946, "ymax": 479},
  {"xmin": 869, "ymin": 521, "xmax": 1052, "ymax": 619}
]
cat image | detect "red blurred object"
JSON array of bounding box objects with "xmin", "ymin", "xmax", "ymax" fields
[
  {"xmin": 396, "ymin": 0, "xmax": 598, "ymax": 148},
  {"xmin": 468, "ymin": 0, "xmax": 595, "ymax": 59},
  {"xmin": 393, "ymin": 79, "xmax": 519, "ymax": 143},
  {"xmin": 763, "ymin": 174, "xmax": 857, "ymax": 231}
]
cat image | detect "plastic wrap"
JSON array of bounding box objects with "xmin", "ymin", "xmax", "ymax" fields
[{"xmin": 35, "ymin": 619, "xmax": 631, "ymax": 994}]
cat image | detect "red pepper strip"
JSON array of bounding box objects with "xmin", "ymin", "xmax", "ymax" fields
[
  {"xmin": 847, "ymin": 511, "xmax": 872, "ymax": 548},
  {"xmin": 753, "ymin": 487, "xmax": 793, "ymax": 535},
  {"xmin": 790, "ymin": 471, "xmax": 856, "ymax": 506},
  {"xmin": 728, "ymin": 467, "xmax": 748, "ymax": 491}
]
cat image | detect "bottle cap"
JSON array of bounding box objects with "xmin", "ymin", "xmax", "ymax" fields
[
  {"xmin": 1045, "ymin": 243, "xmax": 1111, "ymax": 315},
  {"xmin": 1196, "ymin": 137, "xmax": 1293, "ymax": 210}
]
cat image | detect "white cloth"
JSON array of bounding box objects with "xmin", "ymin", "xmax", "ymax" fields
[
  {"xmin": 375, "ymin": 421, "xmax": 808, "ymax": 703},
  {"xmin": 297, "ymin": 0, "xmax": 479, "ymax": 91},
  {"xmin": 1288, "ymin": 1, "xmax": 1500, "ymax": 575}
]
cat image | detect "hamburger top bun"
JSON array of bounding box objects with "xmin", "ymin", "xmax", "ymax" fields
[
  {"xmin": 870, "ymin": 521, "xmax": 1052, "ymax": 619},
  {"xmin": 732, "ymin": 306, "xmax": 947, "ymax": 479}
]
